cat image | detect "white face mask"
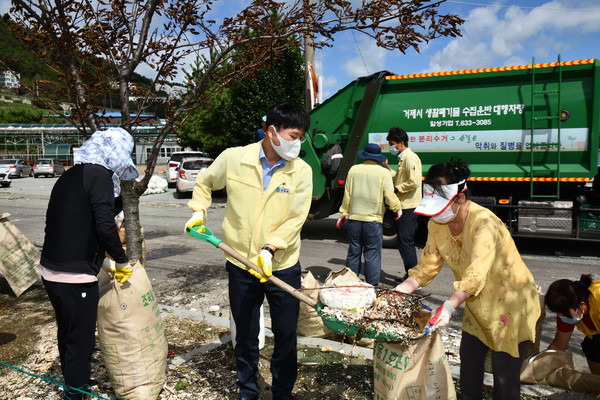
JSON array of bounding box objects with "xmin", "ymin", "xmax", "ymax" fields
[
  {"xmin": 432, "ymin": 203, "xmax": 460, "ymax": 224},
  {"xmin": 389, "ymin": 145, "xmax": 399, "ymax": 156},
  {"xmin": 270, "ymin": 127, "xmax": 301, "ymax": 161}
]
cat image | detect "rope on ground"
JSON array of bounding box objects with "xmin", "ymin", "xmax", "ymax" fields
[{"xmin": 0, "ymin": 361, "xmax": 114, "ymax": 399}]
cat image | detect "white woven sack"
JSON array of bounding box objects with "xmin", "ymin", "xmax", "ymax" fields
[
  {"xmin": 0, "ymin": 213, "xmax": 40, "ymax": 297},
  {"xmin": 319, "ymin": 280, "xmax": 376, "ymax": 311}
]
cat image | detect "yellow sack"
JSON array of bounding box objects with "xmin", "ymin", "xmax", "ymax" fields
[
  {"xmin": 97, "ymin": 261, "xmax": 167, "ymax": 399},
  {"xmin": 520, "ymin": 349, "xmax": 600, "ymax": 393},
  {"xmin": 322, "ymin": 267, "xmax": 361, "ymax": 288},
  {"xmin": 297, "ymin": 270, "xmax": 333, "ymax": 338},
  {"xmin": 373, "ymin": 331, "xmax": 456, "ymax": 400},
  {"xmin": 0, "ymin": 213, "xmax": 40, "ymax": 297}
]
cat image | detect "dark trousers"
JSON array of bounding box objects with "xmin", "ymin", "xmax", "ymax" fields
[
  {"xmin": 227, "ymin": 261, "xmax": 301, "ymax": 399},
  {"xmin": 43, "ymin": 278, "xmax": 99, "ymax": 400},
  {"xmin": 581, "ymin": 334, "xmax": 600, "ymax": 362},
  {"xmin": 396, "ymin": 207, "xmax": 418, "ymax": 273},
  {"xmin": 459, "ymin": 331, "xmax": 529, "ymax": 400},
  {"xmin": 346, "ymin": 219, "xmax": 383, "ymax": 286}
]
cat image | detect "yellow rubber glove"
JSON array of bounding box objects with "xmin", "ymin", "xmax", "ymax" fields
[
  {"xmin": 249, "ymin": 249, "xmax": 273, "ymax": 283},
  {"xmin": 102, "ymin": 259, "xmax": 134, "ymax": 283},
  {"xmin": 185, "ymin": 211, "xmax": 205, "ymax": 234},
  {"xmin": 114, "ymin": 262, "xmax": 133, "ymax": 283}
]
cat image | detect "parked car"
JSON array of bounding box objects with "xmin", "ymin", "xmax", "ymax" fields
[
  {"xmin": 0, "ymin": 158, "xmax": 32, "ymax": 178},
  {"xmin": 167, "ymin": 151, "xmax": 209, "ymax": 188},
  {"xmin": 0, "ymin": 165, "xmax": 11, "ymax": 187},
  {"xmin": 174, "ymin": 157, "xmax": 213, "ymax": 198},
  {"xmin": 33, "ymin": 158, "xmax": 66, "ymax": 178}
]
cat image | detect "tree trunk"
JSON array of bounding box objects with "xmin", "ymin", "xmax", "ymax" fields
[{"xmin": 120, "ymin": 180, "xmax": 143, "ymax": 261}]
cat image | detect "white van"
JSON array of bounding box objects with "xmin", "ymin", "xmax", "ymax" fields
[{"xmin": 166, "ymin": 151, "xmax": 209, "ymax": 187}]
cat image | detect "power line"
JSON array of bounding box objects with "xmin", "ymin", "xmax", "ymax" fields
[
  {"xmin": 351, "ymin": 31, "xmax": 369, "ymax": 75},
  {"xmin": 447, "ymin": 1, "xmax": 600, "ymax": 12}
]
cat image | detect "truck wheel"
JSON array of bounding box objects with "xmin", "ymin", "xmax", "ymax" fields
[
  {"xmin": 382, "ymin": 211, "xmax": 429, "ymax": 248},
  {"xmin": 173, "ymin": 189, "xmax": 182, "ymax": 199},
  {"xmin": 382, "ymin": 210, "xmax": 398, "ymax": 249}
]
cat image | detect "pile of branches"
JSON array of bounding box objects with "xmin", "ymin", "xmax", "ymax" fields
[{"xmin": 319, "ymin": 288, "xmax": 430, "ymax": 344}]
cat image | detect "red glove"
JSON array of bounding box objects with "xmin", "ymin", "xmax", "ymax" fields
[
  {"xmin": 336, "ymin": 216, "xmax": 346, "ymax": 229},
  {"xmin": 429, "ymin": 300, "xmax": 455, "ymax": 329},
  {"xmin": 394, "ymin": 209, "xmax": 402, "ymax": 221}
]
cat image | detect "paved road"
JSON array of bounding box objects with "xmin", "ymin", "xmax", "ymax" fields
[{"xmin": 2, "ymin": 174, "xmax": 600, "ymax": 377}]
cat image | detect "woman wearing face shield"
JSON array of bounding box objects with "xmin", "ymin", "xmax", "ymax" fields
[
  {"xmin": 396, "ymin": 157, "xmax": 541, "ymax": 400},
  {"xmin": 545, "ymin": 274, "xmax": 600, "ymax": 375}
]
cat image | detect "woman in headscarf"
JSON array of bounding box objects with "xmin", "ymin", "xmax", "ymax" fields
[
  {"xmin": 395, "ymin": 157, "xmax": 540, "ymax": 400},
  {"xmin": 41, "ymin": 127, "xmax": 139, "ymax": 400}
]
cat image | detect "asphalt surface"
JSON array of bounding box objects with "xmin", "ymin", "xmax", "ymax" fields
[{"xmin": 1, "ymin": 173, "xmax": 599, "ymax": 398}]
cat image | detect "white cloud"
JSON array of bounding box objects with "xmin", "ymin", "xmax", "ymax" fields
[
  {"xmin": 426, "ymin": 1, "xmax": 600, "ymax": 72},
  {"xmin": 341, "ymin": 36, "xmax": 388, "ymax": 78},
  {"xmin": 319, "ymin": 75, "xmax": 339, "ymax": 101}
]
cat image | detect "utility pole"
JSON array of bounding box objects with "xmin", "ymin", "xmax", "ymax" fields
[{"xmin": 304, "ymin": 0, "xmax": 315, "ymax": 111}]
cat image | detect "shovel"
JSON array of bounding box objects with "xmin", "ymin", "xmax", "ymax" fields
[
  {"xmin": 186, "ymin": 225, "xmax": 318, "ymax": 308},
  {"xmin": 186, "ymin": 225, "xmax": 430, "ymax": 341}
]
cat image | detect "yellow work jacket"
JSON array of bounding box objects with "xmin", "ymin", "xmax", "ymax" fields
[
  {"xmin": 576, "ymin": 281, "xmax": 600, "ymax": 338},
  {"xmin": 389, "ymin": 147, "xmax": 422, "ymax": 209},
  {"xmin": 410, "ymin": 202, "xmax": 540, "ymax": 357},
  {"xmin": 339, "ymin": 160, "xmax": 401, "ymax": 223},
  {"xmin": 188, "ymin": 142, "xmax": 313, "ymax": 271}
]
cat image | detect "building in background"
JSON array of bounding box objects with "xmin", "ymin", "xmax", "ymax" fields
[
  {"xmin": 0, "ymin": 121, "xmax": 192, "ymax": 165},
  {"xmin": 0, "ymin": 71, "xmax": 20, "ymax": 90}
]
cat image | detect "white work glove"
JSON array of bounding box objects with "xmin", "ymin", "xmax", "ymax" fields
[
  {"xmin": 429, "ymin": 300, "xmax": 455, "ymax": 330},
  {"xmin": 395, "ymin": 209, "xmax": 402, "ymax": 220},
  {"xmin": 250, "ymin": 248, "xmax": 273, "ymax": 283},
  {"xmin": 102, "ymin": 258, "xmax": 134, "ymax": 283},
  {"xmin": 185, "ymin": 211, "xmax": 204, "ymax": 233},
  {"xmin": 394, "ymin": 284, "xmax": 409, "ymax": 294},
  {"xmin": 336, "ymin": 215, "xmax": 346, "ymax": 229}
]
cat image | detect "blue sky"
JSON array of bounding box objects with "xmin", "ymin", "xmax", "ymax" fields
[
  {"xmin": 317, "ymin": 0, "xmax": 600, "ymax": 100},
  {"xmin": 4, "ymin": 1, "xmax": 599, "ymax": 103}
]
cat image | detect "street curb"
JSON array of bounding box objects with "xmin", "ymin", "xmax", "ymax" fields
[{"xmin": 159, "ymin": 304, "xmax": 374, "ymax": 360}]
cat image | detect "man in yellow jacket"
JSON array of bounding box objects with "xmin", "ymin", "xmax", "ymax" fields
[
  {"xmin": 337, "ymin": 143, "xmax": 401, "ymax": 286},
  {"xmin": 386, "ymin": 127, "xmax": 422, "ymax": 282},
  {"xmin": 185, "ymin": 103, "xmax": 312, "ymax": 400}
]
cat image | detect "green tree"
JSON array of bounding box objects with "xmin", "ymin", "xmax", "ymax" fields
[{"xmin": 179, "ymin": 42, "xmax": 304, "ymax": 157}]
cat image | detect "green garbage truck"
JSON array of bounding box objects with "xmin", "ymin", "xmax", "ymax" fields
[{"xmin": 301, "ymin": 58, "xmax": 600, "ymax": 242}]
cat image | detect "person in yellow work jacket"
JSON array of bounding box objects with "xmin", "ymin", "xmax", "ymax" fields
[
  {"xmin": 545, "ymin": 274, "xmax": 600, "ymax": 375},
  {"xmin": 385, "ymin": 127, "xmax": 422, "ymax": 282},
  {"xmin": 185, "ymin": 103, "xmax": 312, "ymax": 400},
  {"xmin": 337, "ymin": 143, "xmax": 401, "ymax": 286},
  {"xmin": 396, "ymin": 157, "xmax": 540, "ymax": 400}
]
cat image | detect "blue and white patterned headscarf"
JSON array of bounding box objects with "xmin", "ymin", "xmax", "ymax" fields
[{"xmin": 74, "ymin": 127, "xmax": 139, "ymax": 197}]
